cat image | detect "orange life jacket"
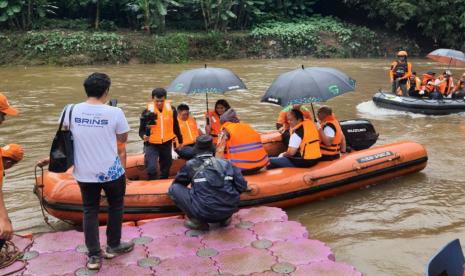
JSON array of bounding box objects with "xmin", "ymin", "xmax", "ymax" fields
[
  {"xmin": 438, "ymin": 76, "xmax": 454, "ymax": 96},
  {"xmin": 177, "ymin": 116, "xmax": 199, "ymax": 146},
  {"xmin": 290, "ymin": 120, "xmax": 321, "ymax": 160},
  {"xmin": 146, "ymin": 101, "xmax": 175, "ymax": 144},
  {"xmin": 422, "ymin": 74, "xmax": 435, "ymax": 86},
  {"xmin": 222, "ymin": 122, "xmax": 269, "ymax": 171},
  {"xmin": 390, "ymin": 61, "xmax": 412, "ymax": 81},
  {"xmin": 276, "ymin": 106, "xmax": 312, "ymax": 130},
  {"xmin": 319, "ymin": 114, "xmax": 343, "ymax": 158},
  {"xmin": 408, "ymin": 76, "xmax": 421, "ymax": 91},
  {"xmin": 205, "ymin": 110, "xmax": 221, "ymax": 143}
]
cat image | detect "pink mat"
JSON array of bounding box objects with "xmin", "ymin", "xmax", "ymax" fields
[{"xmin": 5, "ymin": 207, "xmax": 362, "ymax": 275}]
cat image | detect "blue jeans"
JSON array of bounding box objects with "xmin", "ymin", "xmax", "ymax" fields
[
  {"xmin": 267, "ymin": 157, "xmax": 295, "ymax": 169},
  {"xmin": 77, "ymin": 175, "xmax": 126, "ymax": 257}
]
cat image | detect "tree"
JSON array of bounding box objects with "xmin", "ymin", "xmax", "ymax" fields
[
  {"xmin": 0, "ymin": 0, "xmax": 56, "ymax": 29},
  {"xmin": 126, "ymin": 0, "xmax": 181, "ymax": 33}
]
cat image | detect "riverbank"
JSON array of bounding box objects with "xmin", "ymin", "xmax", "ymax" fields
[{"xmin": 0, "ymin": 17, "xmax": 422, "ymax": 66}]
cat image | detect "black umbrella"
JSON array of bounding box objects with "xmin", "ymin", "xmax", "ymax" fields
[
  {"xmin": 166, "ymin": 65, "xmax": 247, "ymax": 113},
  {"xmin": 261, "ymin": 65, "xmax": 356, "ymax": 120}
]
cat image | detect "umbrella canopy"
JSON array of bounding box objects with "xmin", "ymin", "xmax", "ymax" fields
[
  {"xmin": 261, "ymin": 66, "xmax": 356, "ymax": 107},
  {"xmin": 167, "ymin": 66, "xmax": 247, "ymax": 94},
  {"xmin": 427, "ymin": 48, "xmax": 465, "ymax": 67}
]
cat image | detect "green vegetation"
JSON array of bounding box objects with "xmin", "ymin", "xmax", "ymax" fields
[{"xmin": 0, "ymin": 0, "xmax": 460, "ymax": 65}]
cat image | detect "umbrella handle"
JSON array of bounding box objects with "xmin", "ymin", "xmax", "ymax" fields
[{"xmin": 311, "ymin": 103, "xmax": 317, "ymax": 123}]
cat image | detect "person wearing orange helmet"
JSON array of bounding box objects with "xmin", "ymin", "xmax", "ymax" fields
[
  {"xmin": 0, "ymin": 93, "xmax": 19, "ymax": 251},
  {"xmin": 390, "ymin": 50, "xmax": 412, "ymax": 96}
]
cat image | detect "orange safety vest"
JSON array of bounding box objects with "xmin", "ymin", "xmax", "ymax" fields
[
  {"xmin": 222, "ymin": 122, "xmax": 269, "ymax": 171},
  {"xmin": 319, "ymin": 115, "xmax": 343, "ymax": 157},
  {"xmin": 422, "ymin": 74, "xmax": 435, "ymax": 86},
  {"xmin": 177, "ymin": 116, "xmax": 199, "ymax": 146},
  {"xmin": 408, "ymin": 76, "xmax": 421, "ymax": 91},
  {"xmin": 290, "ymin": 120, "xmax": 321, "ymax": 160},
  {"xmin": 205, "ymin": 110, "xmax": 221, "ymax": 144},
  {"xmin": 146, "ymin": 101, "xmax": 176, "ymax": 144},
  {"xmin": 276, "ymin": 106, "xmax": 312, "ymax": 130},
  {"xmin": 390, "ymin": 61, "xmax": 412, "ymax": 81},
  {"xmin": 438, "ymin": 76, "xmax": 454, "ymax": 96}
]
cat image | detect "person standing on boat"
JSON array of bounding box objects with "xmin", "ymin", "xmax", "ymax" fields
[
  {"xmin": 276, "ymin": 104, "xmax": 312, "ymax": 147},
  {"xmin": 408, "ymin": 72, "xmax": 422, "ymax": 97},
  {"xmin": 139, "ymin": 88, "xmax": 183, "ymax": 180},
  {"xmin": 40, "ymin": 73, "xmax": 134, "ymax": 270},
  {"xmin": 168, "ymin": 135, "xmax": 248, "ymax": 231},
  {"xmin": 175, "ymin": 103, "xmax": 202, "ymax": 160},
  {"xmin": 268, "ymin": 109, "xmax": 321, "ymax": 169},
  {"xmin": 390, "ymin": 50, "xmax": 412, "ymax": 96},
  {"xmin": 0, "ymin": 94, "xmax": 19, "ymax": 251},
  {"xmin": 317, "ymin": 106, "xmax": 347, "ymax": 161},
  {"xmin": 205, "ymin": 99, "xmax": 230, "ymax": 144},
  {"xmin": 216, "ymin": 108, "xmax": 269, "ymax": 174}
]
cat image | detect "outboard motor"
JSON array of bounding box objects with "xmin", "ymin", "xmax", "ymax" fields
[{"xmin": 339, "ymin": 119, "xmax": 379, "ymax": 151}]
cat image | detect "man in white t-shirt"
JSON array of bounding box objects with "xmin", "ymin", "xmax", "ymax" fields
[{"xmin": 39, "ymin": 73, "xmax": 134, "ymax": 270}]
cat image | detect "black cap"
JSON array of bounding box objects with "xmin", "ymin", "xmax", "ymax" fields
[
  {"xmin": 193, "ymin": 135, "xmax": 215, "ymax": 154},
  {"xmin": 427, "ymin": 70, "xmax": 435, "ymax": 75}
]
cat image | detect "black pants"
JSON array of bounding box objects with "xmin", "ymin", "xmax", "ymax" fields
[
  {"xmin": 0, "ymin": 239, "xmax": 4, "ymax": 251},
  {"xmin": 77, "ymin": 175, "xmax": 126, "ymax": 257},
  {"xmin": 144, "ymin": 141, "xmax": 173, "ymax": 180},
  {"xmin": 392, "ymin": 79, "xmax": 407, "ymax": 95}
]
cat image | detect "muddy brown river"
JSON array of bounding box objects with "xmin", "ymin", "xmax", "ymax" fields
[{"xmin": 1, "ymin": 58, "xmax": 465, "ymax": 275}]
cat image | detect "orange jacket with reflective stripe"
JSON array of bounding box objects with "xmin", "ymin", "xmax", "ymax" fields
[
  {"xmin": 222, "ymin": 122, "xmax": 269, "ymax": 171},
  {"xmin": 291, "ymin": 120, "xmax": 321, "ymax": 160},
  {"xmin": 147, "ymin": 101, "xmax": 175, "ymax": 144},
  {"xmin": 177, "ymin": 116, "xmax": 199, "ymax": 146},
  {"xmin": 276, "ymin": 106, "xmax": 312, "ymax": 130},
  {"xmin": 390, "ymin": 61, "xmax": 412, "ymax": 81},
  {"xmin": 319, "ymin": 115, "xmax": 343, "ymax": 157},
  {"xmin": 437, "ymin": 76, "xmax": 454, "ymax": 95}
]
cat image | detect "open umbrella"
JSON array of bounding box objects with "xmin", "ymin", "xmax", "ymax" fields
[
  {"xmin": 166, "ymin": 65, "xmax": 247, "ymax": 113},
  {"xmin": 427, "ymin": 48, "xmax": 465, "ymax": 67},
  {"xmin": 261, "ymin": 65, "xmax": 356, "ymax": 120}
]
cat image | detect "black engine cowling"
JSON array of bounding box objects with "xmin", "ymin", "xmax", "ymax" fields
[{"xmin": 340, "ymin": 119, "xmax": 379, "ymax": 151}]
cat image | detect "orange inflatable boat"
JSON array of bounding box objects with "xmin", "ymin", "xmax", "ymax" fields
[{"xmin": 34, "ymin": 129, "xmax": 427, "ymax": 224}]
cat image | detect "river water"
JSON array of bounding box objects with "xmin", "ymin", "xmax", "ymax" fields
[{"xmin": 1, "ymin": 58, "xmax": 465, "ymax": 275}]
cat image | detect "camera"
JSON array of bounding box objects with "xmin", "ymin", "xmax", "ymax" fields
[{"xmin": 142, "ymin": 110, "xmax": 157, "ymax": 137}]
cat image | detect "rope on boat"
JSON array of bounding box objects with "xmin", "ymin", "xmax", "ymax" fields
[
  {"xmin": 0, "ymin": 235, "xmax": 33, "ymax": 275},
  {"xmin": 378, "ymin": 89, "xmax": 465, "ymax": 103},
  {"xmin": 33, "ymin": 165, "xmax": 73, "ymax": 230}
]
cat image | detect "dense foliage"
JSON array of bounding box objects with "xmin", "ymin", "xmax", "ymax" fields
[{"xmin": 1, "ymin": 0, "xmax": 464, "ymax": 47}]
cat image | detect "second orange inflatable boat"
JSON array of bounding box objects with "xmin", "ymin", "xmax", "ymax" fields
[{"xmin": 34, "ymin": 131, "xmax": 427, "ymax": 224}]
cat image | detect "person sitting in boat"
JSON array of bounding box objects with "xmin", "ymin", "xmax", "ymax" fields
[
  {"xmin": 426, "ymin": 81, "xmax": 443, "ymax": 100},
  {"xmin": 420, "ymin": 70, "xmax": 436, "ymax": 97},
  {"xmin": 268, "ymin": 109, "xmax": 321, "ymax": 169},
  {"xmin": 139, "ymin": 88, "xmax": 183, "ymax": 180},
  {"xmin": 168, "ymin": 135, "xmax": 248, "ymax": 231},
  {"xmin": 436, "ymin": 70, "xmax": 455, "ymax": 98},
  {"xmin": 408, "ymin": 72, "xmax": 422, "ymax": 97},
  {"xmin": 390, "ymin": 50, "xmax": 412, "ymax": 96},
  {"xmin": 205, "ymin": 99, "xmax": 230, "ymax": 144},
  {"xmin": 317, "ymin": 106, "xmax": 347, "ymax": 160},
  {"xmin": 276, "ymin": 104, "xmax": 312, "ymax": 147},
  {"xmin": 216, "ymin": 108, "xmax": 269, "ymax": 174},
  {"xmin": 175, "ymin": 103, "xmax": 202, "ymax": 160},
  {"xmin": 453, "ymin": 73, "xmax": 465, "ymax": 93},
  {"xmin": 452, "ymin": 79, "xmax": 465, "ymax": 99}
]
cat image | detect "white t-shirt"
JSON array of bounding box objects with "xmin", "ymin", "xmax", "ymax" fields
[
  {"xmin": 289, "ymin": 133, "xmax": 302, "ymax": 149},
  {"xmin": 323, "ymin": 126, "xmax": 335, "ymax": 138},
  {"xmin": 61, "ymin": 103, "xmax": 130, "ymax": 183}
]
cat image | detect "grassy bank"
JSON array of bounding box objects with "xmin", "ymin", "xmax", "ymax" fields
[{"xmin": 0, "ymin": 17, "xmax": 421, "ymax": 66}]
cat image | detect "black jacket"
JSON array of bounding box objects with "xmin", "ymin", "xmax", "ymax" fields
[{"xmin": 173, "ymin": 153, "xmax": 248, "ymax": 221}]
